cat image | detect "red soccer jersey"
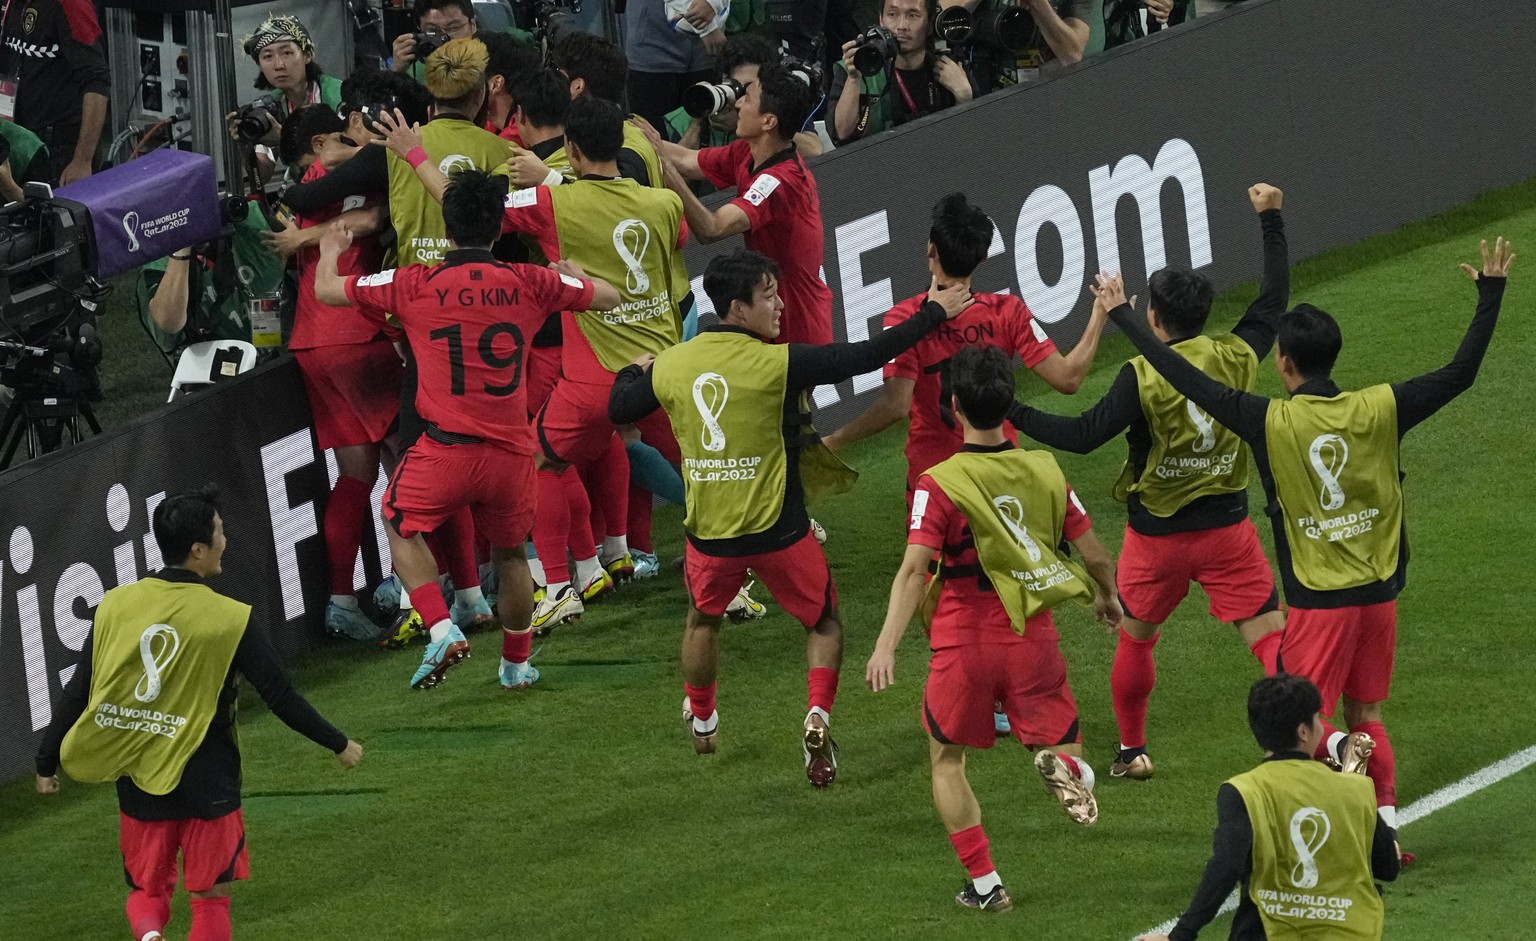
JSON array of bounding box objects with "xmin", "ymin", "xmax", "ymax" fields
[
  {"xmin": 290, "ymin": 162, "xmax": 383, "ymax": 350},
  {"xmin": 487, "ymin": 119, "xmax": 523, "ymax": 147},
  {"xmin": 344, "ymin": 252, "xmax": 593, "ymax": 451},
  {"xmin": 885, "ymin": 293, "xmax": 1058, "ymax": 479},
  {"xmin": 909, "ymin": 464, "xmax": 1091, "ymax": 649},
  {"xmin": 501, "ymin": 182, "xmax": 688, "ymax": 385},
  {"xmin": 697, "ymin": 140, "xmax": 833, "ymax": 345}
]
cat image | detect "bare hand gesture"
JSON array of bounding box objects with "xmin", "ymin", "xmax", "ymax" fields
[
  {"xmin": 369, "ymin": 108, "xmax": 425, "ymax": 159},
  {"xmin": 1144, "ymin": 0, "xmax": 1174, "ymax": 23},
  {"xmin": 1248, "ymin": 182, "xmax": 1283, "ymax": 213},
  {"xmin": 36, "ymin": 774, "xmax": 59, "ymax": 794},
  {"xmin": 683, "ymin": 0, "xmax": 715, "ymax": 29},
  {"xmin": 319, "ymin": 220, "xmax": 353, "ymax": 257},
  {"xmin": 390, "ymin": 33, "xmax": 417, "ymax": 72},
  {"xmin": 840, "ymin": 38, "xmax": 862, "ymax": 78},
  {"xmin": 1461, "ymin": 237, "xmax": 1515, "ymax": 280},
  {"xmin": 551, "ymin": 258, "xmax": 588, "ymax": 280},
  {"xmin": 700, "ymin": 27, "xmax": 726, "ymax": 55},
  {"xmin": 631, "ymin": 353, "xmax": 657, "ymax": 371},
  {"xmin": 629, "ymin": 114, "xmax": 665, "ymax": 150},
  {"xmin": 933, "ymin": 56, "xmax": 972, "ymax": 103},
  {"xmin": 337, "ymin": 740, "xmax": 363, "ymax": 769},
  {"xmin": 866, "ymin": 648, "xmax": 896, "ymax": 691},
  {"xmin": 1094, "ymin": 593, "xmax": 1123, "ymax": 633},
  {"xmin": 508, "ymin": 145, "xmax": 556, "ymax": 188},
  {"xmin": 929, "ymin": 275, "xmax": 975, "ymax": 319},
  {"xmin": 1090, "ymin": 271, "xmax": 1134, "ymax": 316},
  {"xmin": 262, "ymin": 212, "xmax": 307, "ymax": 259}
]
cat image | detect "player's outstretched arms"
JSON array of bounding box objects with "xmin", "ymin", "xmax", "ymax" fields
[
  {"xmin": 1031, "ymin": 294, "xmax": 1109, "ymax": 394},
  {"xmin": 313, "ymin": 222, "xmax": 356, "ymax": 307},
  {"xmin": 1068, "ymin": 529, "xmax": 1122, "ymax": 632},
  {"xmin": 552, "ymin": 258, "xmax": 621, "ymax": 311},
  {"xmin": 787, "ymin": 278, "xmax": 974, "ymax": 389},
  {"xmin": 867, "ymin": 543, "xmax": 933, "ymax": 692},
  {"xmin": 1006, "ymin": 364, "xmax": 1141, "ymax": 454},
  {"xmin": 371, "ymin": 108, "xmax": 450, "ymax": 204},
  {"xmin": 1099, "ymin": 272, "xmax": 1269, "ymax": 444}
]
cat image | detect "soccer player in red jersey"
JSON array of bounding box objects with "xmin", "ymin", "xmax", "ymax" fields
[
  {"xmin": 824, "ymin": 193, "xmax": 1108, "ymax": 496},
  {"xmin": 1007, "ymin": 186, "xmax": 1290, "ymax": 782},
  {"xmin": 611, "ymin": 248, "xmax": 976, "ymax": 787},
  {"xmin": 648, "ymin": 62, "xmax": 834, "ymax": 346},
  {"xmin": 316, "ymin": 168, "xmax": 621, "ymax": 691},
  {"xmin": 1098, "ymin": 235, "xmax": 1514, "ymax": 851},
  {"xmin": 866, "ymin": 346, "xmax": 1121, "ymax": 912},
  {"xmin": 270, "ymin": 104, "xmax": 401, "ymax": 646}
]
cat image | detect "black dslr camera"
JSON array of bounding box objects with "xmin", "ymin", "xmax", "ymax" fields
[
  {"xmin": 412, "ymin": 25, "xmax": 449, "ymax": 62},
  {"xmin": 683, "ymin": 78, "xmax": 746, "ymax": 119},
  {"xmin": 233, "ymin": 98, "xmax": 282, "ymax": 145},
  {"xmin": 930, "ymin": 4, "xmax": 1035, "ymax": 56},
  {"xmin": 850, "ymin": 24, "xmax": 899, "ymax": 75}
]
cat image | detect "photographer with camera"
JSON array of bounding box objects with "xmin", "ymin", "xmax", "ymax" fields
[
  {"xmin": 830, "ymin": 0, "xmax": 975, "ymax": 145},
  {"xmin": 940, "ymin": 0, "xmax": 1102, "ymax": 92},
  {"xmin": 0, "ymin": 0, "xmax": 108, "ymax": 186},
  {"xmin": 390, "ymin": 0, "xmax": 481, "ymax": 80},
  {"xmin": 664, "ymin": 35, "xmax": 823, "ymax": 157},
  {"xmin": 624, "ymin": 0, "xmax": 722, "ymax": 136},
  {"xmin": 1106, "ymin": 0, "xmax": 1194, "ymax": 49},
  {"xmin": 0, "ymin": 120, "xmax": 51, "ymax": 203},
  {"xmin": 650, "ymin": 63, "xmax": 832, "ymax": 346},
  {"xmin": 228, "ymin": 15, "xmax": 345, "ymax": 183}
]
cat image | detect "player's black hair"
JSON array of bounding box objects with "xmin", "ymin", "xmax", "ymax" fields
[
  {"xmin": 705, "ymin": 248, "xmax": 781, "ymax": 319},
  {"xmin": 721, "ymin": 34, "xmax": 776, "ymax": 75},
  {"xmin": 414, "ymin": 0, "xmax": 476, "ymax": 23},
  {"xmin": 949, "ymin": 345, "xmax": 1014, "ymax": 430},
  {"xmin": 277, "ymin": 104, "xmax": 346, "ymax": 166},
  {"xmin": 1148, "ymin": 267, "xmax": 1215, "ymax": 336},
  {"xmin": 552, "ymin": 33, "xmax": 628, "ymax": 108},
  {"xmin": 254, "ymin": 59, "xmax": 325, "ymax": 92},
  {"xmin": 1247, "ymin": 674, "xmax": 1323, "ymax": 753},
  {"xmin": 513, "ymin": 69, "xmax": 571, "ymax": 129},
  {"xmin": 153, "ymin": 484, "xmax": 222, "ymax": 567},
  {"xmin": 480, "ymin": 30, "xmax": 541, "ymax": 90},
  {"xmin": 564, "ymin": 96, "xmax": 625, "ymax": 164},
  {"xmin": 755, "ymin": 62, "xmax": 812, "ymax": 139},
  {"xmin": 442, "ymin": 168, "xmax": 510, "ymax": 248},
  {"xmin": 929, "ymin": 192, "xmax": 993, "ymax": 278},
  {"xmin": 1278, "ymin": 303, "xmax": 1343, "ymax": 380},
  {"xmin": 341, "ymin": 67, "xmax": 432, "ymax": 130}
]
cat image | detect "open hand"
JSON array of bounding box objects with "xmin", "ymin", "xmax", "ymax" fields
[
  {"xmin": 1094, "ymin": 593, "xmax": 1123, "ymax": 633},
  {"xmin": 262, "ymin": 213, "xmax": 307, "ymax": 259},
  {"xmin": 1090, "ymin": 271, "xmax": 1134, "ymax": 315},
  {"xmin": 866, "ymin": 649, "xmax": 896, "ymax": 691},
  {"xmin": 369, "ymin": 108, "xmax": 425, "ymax": 159},
  {"xmin": 629, "ymin": 114, "xmax": 665, "ymax": 150},
  {"xmin": 929, "ymin": 275, "xmax": 975, "ymax": 319},
  {"xmin": 1460, "ymin": 237, "xmax": 1515, "ymax": 280},
  {"xmin": 508, "ymin": 145, "xmax": 557, "ymax": 188}
]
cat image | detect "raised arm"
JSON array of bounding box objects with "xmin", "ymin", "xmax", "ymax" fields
[
  {"xmin": 1392, "ymin": 238, "xmax": 1513, "ymax": 434},
  {"xmin": 314, "ymin": 222, "xmax": 356, "ymax": 307},
  {"xmin": 372, "ymin": 109, "xmax": 451, "ymax": 205},
  {"xmin": 1230, "ymin": 185, "xmax": 1289, "ymax": 359},
  {"xmin": 1029, "ymin": 302, "xmax": 1109, "ymax": 394},
  {"xmin": 787, "ymin": 279, "xmax": 974, "ymax": 389},
  {"xmin": 1006, "ymin": 365, "xmax": 1140, "ymax": 454},
  {"xmin": 1100, "ymin": 274, "xmax": 1271, "ymax": 444}
]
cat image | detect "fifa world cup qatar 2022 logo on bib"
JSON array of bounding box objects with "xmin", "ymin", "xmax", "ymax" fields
[
  {"xmin": 693, "ymin": 372, "xmax": 729, "ymax": 452},
  {"xmin": 1187, "ymin": 399, "xmax": 1217, "ymax": 454},
  {"xmin": 134, "ymin": 623, "xmax": 182, "ymax": 704},
  {"xmin": 1308, "ymin": 433, "xmax": 1349, "ymax": 511},
  {"xmin": 612, "ymin": 218, "xmax": 652, "ymax": 294},
  {"xmin": 992, "ymin": 495, "xmax": 1044, "ymax": 562},
  {"xmin": 1288, "ymin": 806, "xmax": 1332, "ymax": 889}
]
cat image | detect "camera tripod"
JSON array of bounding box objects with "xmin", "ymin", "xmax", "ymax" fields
[{"xmin": 0, "ymin": 351, "xmax": 101, "ymax": 470}]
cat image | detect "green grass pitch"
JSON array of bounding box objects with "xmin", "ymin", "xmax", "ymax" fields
[{"xmin": 3, "ymin": 179, "xmax": 1534, "ymax": 940}]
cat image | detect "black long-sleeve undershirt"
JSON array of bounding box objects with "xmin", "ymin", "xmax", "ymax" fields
[
  {"xmin": 610, "ymin": 301, "xmax": 948, "ymax": 555},
  {"xmin": 278, "ymin": 144, "xmax": 390, "ymax": 215},
  {"xmin": 1170, "ymin": 753, "xmax": 1401, "ymax": 941},
  {"xmin": 36, "ymin": 570, "xmax": 347, "ymax": 821},
  {"xmin": 1006, "ymin": 210, "xmax": 1288, "ymax": 536},
  {"xmin": 1108, "ymin": 276, "xmax": 1506, "ymax": 608}
]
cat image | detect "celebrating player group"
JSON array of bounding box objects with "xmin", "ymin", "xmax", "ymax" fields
[{"xmin": 33, "ymin": 36, "xmax": 1517, "ymax": 940}]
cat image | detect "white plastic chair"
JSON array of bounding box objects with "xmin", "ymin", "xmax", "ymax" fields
[{"xmin": 167, "ymin": 340, "xmax": 258, "ymax": 401}]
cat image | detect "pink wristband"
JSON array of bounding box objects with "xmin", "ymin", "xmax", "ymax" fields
[{"xmin": 405, "ymin": 147, "xmax": 429, "ymax": 169}]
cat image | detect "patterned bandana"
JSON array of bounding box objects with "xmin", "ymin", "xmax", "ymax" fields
[{"xmin": 242, "ymin": 14, "xmax": 315, "ymax": 60}]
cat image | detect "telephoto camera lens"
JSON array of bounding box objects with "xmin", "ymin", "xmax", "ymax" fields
[
  {"xmin": 851, "ymin": 24, "xmax": 898, "ymax": 75},
  {"xmin": 974, "ymin": 5, "xmax": 1036, "ymax": 53},
  {"xmin": 934, "ymin": 6, "xmax": 974, "ymax": 44},
  {"xmin": 682, "ymin": 78, "xmax": 745, "ymax": 119}
]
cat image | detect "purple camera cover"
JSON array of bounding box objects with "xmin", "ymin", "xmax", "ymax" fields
[{"xmin": 54, "ymin": 150, "xmax": 223, "ymax": 279}]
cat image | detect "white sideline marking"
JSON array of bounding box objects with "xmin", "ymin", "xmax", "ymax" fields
[{"xmin": 1127, "ymin": 744, "xmax": 1536, "ymax": 940}]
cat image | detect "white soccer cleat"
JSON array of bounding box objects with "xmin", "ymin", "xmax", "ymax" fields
[{"xmin": 725, "ymin": 580, "xmax": 767, "ymax": 621}]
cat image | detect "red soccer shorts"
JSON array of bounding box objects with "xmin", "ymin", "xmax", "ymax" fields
[
  {"xmin": 1279, "ymin": 601, "xmax": 1397, "ymax": 712},
  {"xmin": 294, "ymin": 341, "xmax": 403, "ymax": 452},
  {"xmin": 1117, "ymin": 518, "xmax": 1277, "ymax": 624},
  {"xmin": 923, "ymin": 630, "xmax": 1080, "ymax": 750},
  {"xmin": 384, "ymin": 437, "xmax": 536, "ymax": 547},
  {"xmin": 524, "ymin": 344, "xmax": 562, "ymax": 419},
  {"xmin": 120, "ymin": 810, "xmax": 249, "ymax": 895},
  {"xmin": 537, "ymin": 378, "xmax": 619, "ymax": 465},
  {"xmin": 685, "ymin": 530, "xmax": 837, "ymax": 628}
]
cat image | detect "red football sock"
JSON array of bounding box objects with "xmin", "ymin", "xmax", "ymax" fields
[
  {"xmin": 947, "ymin": 825, "xmax": 995, "ymax": 880},
  {"xmin": 586, "ymin": 434, "xmax": 630, "ymax": 542},
  {"xmin": 188, "ymin": 896, "xmax": 231, "ymax": 941},
  {"xmin": 627, "ymin": 480, "xmax": 654, "ymax": 553},
  {"xmin": 324, "ymin": 474, "xmax": 373, "ymax": 594},
  {"xmin": 431, "ymin": 507, "xmax": 479, "ymax": 590},
  {"xmin": 501, "ymin": 627, "xmax": 532, "ymax": 663},
  {"xmin": 1352, "ymin": 720, "xmax": 1397, "ymax": 808},
  {"xmin": 533, "ymin": 468, "xmax": 572, "ymax": 585},
  {"xmin": 414, "ymin": 588, "xmax": 450, "ymax": 634},
  {"xmin": 125, "ymin": 889, "xmax": 170, "ymax": 939},
  {"xmin": 1111, "ymin": 629, "xmax": 1159, "ymax": 749},
  {"xmin": 1249, "ymin": 631, "xmax": 1282, "ymax": 675},
  {"xmin": 807, "ymin": 667, "xmax": 839, "ymax": 715},
  {"xmin": 685, "ymin": 681, "xmax": 716, "ymax": 720},
  {"xmin": 561, "ymin": 468, "xmax": 596, "ymax": 559}
]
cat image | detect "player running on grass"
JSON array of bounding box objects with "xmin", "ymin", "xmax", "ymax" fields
[
  {"xmin": 317, "ymin": 169, "xmax": 621, "ymax": 691},
  {"xmin": 866, "ymin": 345, "xmax": 1121, "ymax": 913},
  {"xmin": 1097, "ymin": 236, "xmax": 1514, "ymax": 852},
  {"xmin": 1005, "ymin": 184, "xmax": 1291, "ymax": 781},
  {"xmin": 610, "ymin": 248, "xmax": 976, "ymax": 787},
  {"xmin": 35, "ymin": 486, "xmax": 363, "ymax": 941}
]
